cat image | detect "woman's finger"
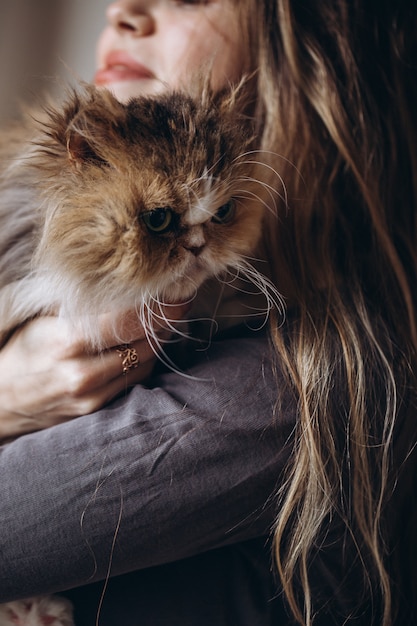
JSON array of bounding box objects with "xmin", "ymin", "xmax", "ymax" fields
[{"xmin": 96, "ymin": 302, "xmax": 191, "ymax": 348}]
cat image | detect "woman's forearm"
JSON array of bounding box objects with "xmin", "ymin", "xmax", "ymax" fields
[{"xmin": 0, "ymin": 332, "xmax": 295, "ymax": 601}]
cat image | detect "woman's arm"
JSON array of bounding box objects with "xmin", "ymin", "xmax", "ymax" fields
[
  {"xmin": 0, "ymin": 306, "xmax": 188, "ymax": 441},
  {"xmin": 0, "ymin": 331, "xmax": 295, "ymax": 602}
]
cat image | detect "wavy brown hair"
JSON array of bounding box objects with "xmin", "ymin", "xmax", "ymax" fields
[{"xmin": 236, "ymin": 0, "xmax": 417, "ymax": 623}]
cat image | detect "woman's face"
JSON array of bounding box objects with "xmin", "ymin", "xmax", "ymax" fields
[{"xmin": 95, "ymin": 0, "xmax": 245, "ymax": 101}]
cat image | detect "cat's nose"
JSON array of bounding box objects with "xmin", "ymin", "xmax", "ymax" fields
[
  {"xmin": 184, "ymin": 244, "xmax": 205, "ymax": 257},
  {"xmin": 183, "ymin": 227, "xmax": 206, "ymax": 256}
]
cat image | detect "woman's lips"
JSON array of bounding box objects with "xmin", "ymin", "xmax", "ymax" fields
[{"xmin": 94, "ymin": 51, "xmax": 154, "ymax": 85}]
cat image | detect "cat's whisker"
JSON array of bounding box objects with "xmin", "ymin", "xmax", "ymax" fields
[
  {"xmin": 233, "ymin": 188, "xmax": 278, "ymax": 216},
  {"xmin": 146, "ymin": 295, "xmax": 191, "ymax": 339},
  {"xmin": 235, "ymin": 186, "xmax": 278, "ymax": 216},
  {"xmin": 233, "ymin": 148, "xmax": 302, "ymax": 182},
  {"xmin": 218, "ymin": 261, "xmax": 286, "ymax": 325},
  {"xmin": 236, "ymin": 173, "xmax": 286, "ymax": 207},
  {"xmin": 139, "ymin": 298, "xmax": 174, "ymax": 361},
  {"xmin": 238, "ymin": 252, "xmax": 266, "ymax": 264},
  {"xmin": 236, "ymin": 163, "xmax": 288, "ymax": 210},
  {"xmin": 238, "ymin": 262, "xmax": 285, "ymax": 316},
  {"xmin": 233, "ymin": 147, "xmax": 300, "ymax": 208},
  {"xmin": 135, "ymin": 295, "xmax": 209, "ymax": 381},
  {"xmin": 217, "ymin": 270, "xmax": 270, "ymax": 302}
]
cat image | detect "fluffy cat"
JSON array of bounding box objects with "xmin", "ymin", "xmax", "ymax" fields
[
  {"xmin": 0, "ymin": 84, "xmax": 278, "ymax": 350},
  {"xmin": 0, "ymin": 84, "xmax": 282, "ymax": 625}
]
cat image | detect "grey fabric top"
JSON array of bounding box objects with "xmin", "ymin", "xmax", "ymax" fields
[
  {"xmin": 1, "ymin": 328, "xmax": 412, "ymax": 625},
  {"xmin": 0, "ymin": 331, "xmax": 295, "ymax": 611}
]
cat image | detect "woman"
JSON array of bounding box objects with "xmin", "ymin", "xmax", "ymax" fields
[{"xmin": 1, "ymin": 1, "xmax": 416, "ymax": 625}]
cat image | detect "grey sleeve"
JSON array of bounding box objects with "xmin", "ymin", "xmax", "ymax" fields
[{"xmin": 0, "ymin": 333, "xmax": 295, "ymax": 601}]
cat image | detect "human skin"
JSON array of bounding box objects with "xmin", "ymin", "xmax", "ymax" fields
[
  {"xmin": 0, "ymin": 0, "xmax": 249, "ymax": 440},
  {"xmin": 95, "ymin": 0, "xmax": 246, "ymax": 101},
  {"xmin": 0, "ymin": 305, "xmax": 189, "ymax": 441}
]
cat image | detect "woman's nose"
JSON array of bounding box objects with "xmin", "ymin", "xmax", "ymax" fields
[{"xmin": 106, "ymin": 1, "xmax": 154, "ymax": 37}]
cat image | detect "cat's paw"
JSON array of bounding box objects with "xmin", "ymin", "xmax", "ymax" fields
[{"xmin": 0, "ymin": 596, "xmax": 74, "ymax": 626}]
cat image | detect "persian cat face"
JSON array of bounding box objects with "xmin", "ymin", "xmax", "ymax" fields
[{"xmin": 32, "ymin": 86, "xmax": 267, "ymax": 320}]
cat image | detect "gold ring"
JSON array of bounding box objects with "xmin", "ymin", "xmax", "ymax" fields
[{"xmin": 115, "ymin": 344, "xmax": 139, "ymax": 375}]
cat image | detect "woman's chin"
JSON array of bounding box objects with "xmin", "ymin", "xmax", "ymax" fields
[{"xmin": 94, "ymin": 78, "xmax": 164, "ymax": 102}]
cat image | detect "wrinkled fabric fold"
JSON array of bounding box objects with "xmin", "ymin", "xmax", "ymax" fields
[{"xmin": 0, "ymin": 332, "xmax": 295, "ymax": 601}]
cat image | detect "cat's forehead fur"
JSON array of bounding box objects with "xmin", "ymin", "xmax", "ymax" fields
[
  {"xmin": 42, "ymin": 86, "xmax": 256, "ymax": 223},
  {"xmin": 48, "ymin": 85, "xmax": 255, "ymax": 189}
]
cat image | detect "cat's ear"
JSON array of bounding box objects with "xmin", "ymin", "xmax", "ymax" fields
[
  {"xmin": 60, "ymin": 86, "xmax": 126, "ymax": 168},
  {"xmin": 65, "ymin": 123, "xmax": 107, "ymax": 167}
]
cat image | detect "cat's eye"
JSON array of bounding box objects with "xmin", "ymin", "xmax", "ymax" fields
[
  {"xmin": 212, "ymin": 200, "xmax": 236, "ymax": 224},
  {"xmin": 142, "ymin": 208, "xmax": 174, "ymax": 234}
]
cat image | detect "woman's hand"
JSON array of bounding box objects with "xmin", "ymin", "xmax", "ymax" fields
[{"xmin": 0, "ymin": 305, "xmax": 189, "ymax": 441}]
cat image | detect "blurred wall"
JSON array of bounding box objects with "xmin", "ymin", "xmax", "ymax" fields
[{"xmin": 0, "ymin": 0, "xmax": 108, "ymax": 123}]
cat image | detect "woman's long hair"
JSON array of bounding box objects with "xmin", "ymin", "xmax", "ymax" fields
[{"xmin": 245, "ymin": 0, "xmax": 417, "ymax": 623}]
